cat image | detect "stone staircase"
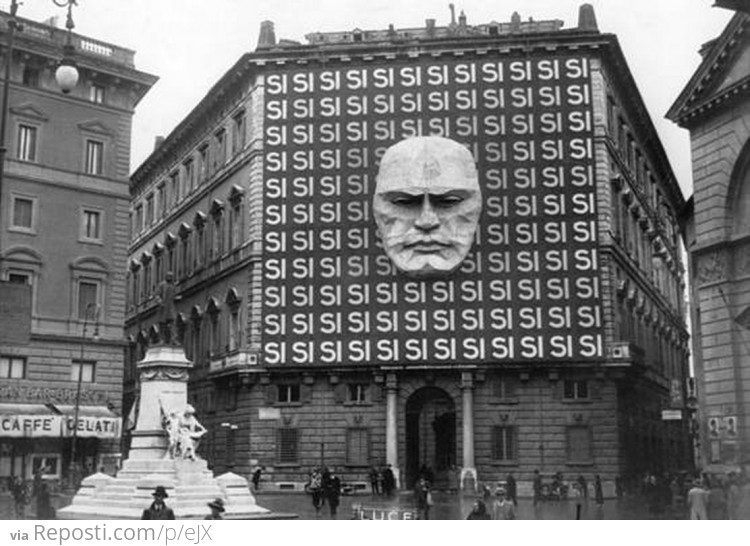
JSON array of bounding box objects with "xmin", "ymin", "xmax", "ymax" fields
[{"xmin": 58, "ymin": 458, "xmax": 274, "ymax": 519}]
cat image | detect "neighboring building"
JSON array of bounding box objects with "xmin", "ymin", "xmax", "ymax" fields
[
  {"xmin": 0, "ymin": 10, "xmax": 156, "ymax": 484},
  {"xmin": 127, "ymin": 4, "xmax": 690, "ymax": 494},
  {"xmin": 669, "ymin": 2, "xmax": 750, "ymax": 474}
]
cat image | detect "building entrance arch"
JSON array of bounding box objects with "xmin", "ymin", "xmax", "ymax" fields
[{"xmin": 405, "ymin": 386, "xmax": 456, "ymax": 489}]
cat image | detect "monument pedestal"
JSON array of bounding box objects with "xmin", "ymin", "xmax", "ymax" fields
[{"xmin": 58, "ymin": 345, "xmax": 282, "ymax": 520}]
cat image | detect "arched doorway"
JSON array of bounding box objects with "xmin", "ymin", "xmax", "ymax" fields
[{"xmin": 405, "ymin": 387, "xmax": 456, "ymax": 489}]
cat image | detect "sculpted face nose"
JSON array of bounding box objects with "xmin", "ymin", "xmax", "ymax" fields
[{"xmin": 414, "ymin": 198, "xmax": 439, "ymax": 232}]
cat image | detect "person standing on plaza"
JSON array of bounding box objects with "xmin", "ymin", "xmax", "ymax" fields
[
  {"xmin": 11, "ymin": 476, "xmax": 29, "ymax": 519},
  {"xmin": 383, "ymin": 464, "xmax": 395, "ymax": 496},
  {"xmin": 466, "ymin": 499, "xmax": 491, "ymax": 520},
  {"xmin": 415, "ymin": 477, "xmax": 432, "ymax": 520},
  {"xmin": 205, "ymin": 498, "xmax": 225, "ymax": 520},
  {"xmin": 577, "ymin": 475, "xmax": 588, "ymax": 499},
  {"xmin": 251, "ymin": 466, "xmax": 263, "ymax": 491},
  {"xmin": 324, "ymin": 468, "xmax": 342, "ymax": 519},
  {"xmin": 491, "ymin": 488, "xmax": 516, "ymax": 520},
  {"xmin": 369, "ymin": 466, "xmax": 380, "ymax": 495},
  {"xmin": 533, "ymin": 469, "xmax": 542, "ymax": 507},
  {"xmin": 594, "ymin": 475, "xmax": 604, "ymax": 505},
  {"xmin": 505, "ymin": 473, "xmax": 517, "ymax": 505},
  {"xmin": 141, "ymin": 486, "xmax": 175, "ymax": 520},
  {"xmin": 687, "ymin": 479, "xmax": 710, "ymax": 520}
]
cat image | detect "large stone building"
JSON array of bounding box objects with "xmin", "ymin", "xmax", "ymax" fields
[
  {"xmin": 669, "ymin": 1, "xmax": 750, "ymax": 474},
  {"xmin": 0, "ymin": 10, "xmax": 156, "ymax": 484},
  {"xmin": 127, "ymin": 4, "xmax": 690, "ymax": 494}
]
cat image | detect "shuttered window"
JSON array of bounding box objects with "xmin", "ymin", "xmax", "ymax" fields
[
  {"xmin": 346, "ymin": 428, "xmax": 369, "ymax": 465},
  {"xmin": 277, "ymin": 428, "xmax": 299, "ymax": 464}
]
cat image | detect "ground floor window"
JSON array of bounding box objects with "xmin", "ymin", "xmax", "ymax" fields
[
  {"xmin": 277, "ymin": 428, "xmax": 299, "ymax": 464},
  {"xmin": 567, "ymin": 425, "xmax": 593, "ymax": 463},
  {"xmin": 491, "ymin": 425, "xmax": 517, "ymax": 462},
  {"xmin": 346, "ymin": 428, "xmax": 369, "ymax": 465}
]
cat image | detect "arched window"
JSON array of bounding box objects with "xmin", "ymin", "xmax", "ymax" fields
[{"xmin": 729, "ymin": 138, "xmax": 750, "ymax": 235}]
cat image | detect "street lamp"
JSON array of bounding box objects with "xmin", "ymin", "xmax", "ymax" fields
[
  {"xmin": 0, "ymin": 0, "xmax": 80, "ymax": 252},
  {"xmin": 68, "ymin": 302, "xmax": 99, "ymax": 488}
]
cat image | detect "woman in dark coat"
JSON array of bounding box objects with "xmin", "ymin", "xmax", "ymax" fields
[
  {"xmin": 324, "ymin": 470, "xmax": 342, "ymax": 519},
  {"xmin": 466, "ymin": 499, "xmax": 491, "ymax": 520}
]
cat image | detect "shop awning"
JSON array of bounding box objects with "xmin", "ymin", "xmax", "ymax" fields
[{"xmin": 0, "ymin": 403, "xmax": 120, "ymax": 439}]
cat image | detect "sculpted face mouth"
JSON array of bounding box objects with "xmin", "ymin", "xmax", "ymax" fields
[{"xmin": 404, "ymin": 240, "xmax": 451, "ymax": 253}]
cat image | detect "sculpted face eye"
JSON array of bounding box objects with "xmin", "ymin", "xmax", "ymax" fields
[
  {"xmin": 431, "ymin": 193, "xmax": 465, "ymax": 208},
  {"xmin": 389, "ymin": 193, "xmax": 423, "ymax": 207}
]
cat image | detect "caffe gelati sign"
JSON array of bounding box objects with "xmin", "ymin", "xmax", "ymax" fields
[
  {"xmin": 262, "ymin": 53, "xmax": 603, "ymax": 366},
  {"xmin": 0, "ymin": 414, "xmax": 120, "ymax": 438}
]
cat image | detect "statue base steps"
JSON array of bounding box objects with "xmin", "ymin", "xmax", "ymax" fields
[{"xmin": 57, "ymin": 460, "xmax": 281, "ymax": 520}]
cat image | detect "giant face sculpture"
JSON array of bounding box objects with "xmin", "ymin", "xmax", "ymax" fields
[{"xmin": 373, "ymin": 136, "xmax": 482, "ymax": 278}]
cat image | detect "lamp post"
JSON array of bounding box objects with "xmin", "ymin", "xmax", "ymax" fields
[
  {"xmin": 0, "ymin": 0, "xmax": 79, "ymax": 252},
  {"xmin": 69, "ymin": 302, "xmax": 99, "ymax": 488}
]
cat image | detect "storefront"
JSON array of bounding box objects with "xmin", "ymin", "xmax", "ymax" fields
[{"xmin": 0, "ymin": 403, "xmax": 121, "ymax": 485}]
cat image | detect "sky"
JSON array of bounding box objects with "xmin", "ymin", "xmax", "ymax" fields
[{"xmin": 10, "ymin": 0, "xmax": 735, "ymax": 197}]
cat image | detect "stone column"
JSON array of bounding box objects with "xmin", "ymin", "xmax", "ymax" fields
[
  {"xmin": 460, "ymin": 371, "xmax": 477, "ymax": 491},
  {"xmin": 385, "ymin": 373, "xmax": 400, "ymax": 489}
]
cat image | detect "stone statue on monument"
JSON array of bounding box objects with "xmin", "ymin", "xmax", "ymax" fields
[
  {"xmin": 156, "ymin": 271, "xmax": 180, "ymax": 345},
  {"xmin": 162, "ymin": 402, "xmax": 207, "ymax": 460}
]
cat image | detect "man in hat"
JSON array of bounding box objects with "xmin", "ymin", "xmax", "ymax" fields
[
  {"xmin": 205, "ymin": 498, "xmax": 225, "ymax": 520},
  {"xmin": 141, "ymin": 486, "xmax": 175, "ymax": 520},
  {"xmin": 491, "ymin": 487, "xmax": 516, "ymax": 520},
  {"xmin": 686, "ymin": 479, "xmax": 709, "ymax": 520}
]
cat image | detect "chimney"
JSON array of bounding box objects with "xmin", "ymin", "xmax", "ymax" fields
[
  {"xmin": 425, "ymin": 18, "xmax": 436, "ymax": 37},
  {"xmin": 510, "ymin": 11, "xmax": 521, "ymax": 32},
  {"xmin": 256, "ymin": 20, "xmax": 277, "ymax": 50},
  {"xmin": 154, "ymin": 136, "xmax": 165, "ymax": 150},
  {"xmin": 449, "ymin": 3, "xmax": 456, "ymax": 26},
  {"xmin": 577, "ymin": 4, "xmax": 599, "ymax": 31}
]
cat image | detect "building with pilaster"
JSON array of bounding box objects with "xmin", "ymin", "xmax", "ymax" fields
[
  {"xmin": 0, "ymin": 10, "xmax": 156, "ymax": 484},
  {"xmin": 127, "ymin": 4, "xmax": 690, "ymax": 495},
  {"xmin": 669, "ymin": 1, "xmax": 750, "ymax": 474}
]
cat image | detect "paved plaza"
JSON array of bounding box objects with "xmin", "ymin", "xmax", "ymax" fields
[{"xmin": 0, "ymin": 490, "xmax": 689, "ymax": 521}]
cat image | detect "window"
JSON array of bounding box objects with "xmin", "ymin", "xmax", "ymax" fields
[
  {"xmin": 213, "ymin": 129, "xmax": 226, "ymax": 171},
  {"xmin": 348, "ymin": 384, "xmax": 368, "ymax": 403},
  {"xmin": 11, "ymin": 196, "xmax": 34, "ymax": 230},
  {"xmin": 567, "ymin": 426, "xmax": 593, "ymax": 463},
  {"xmin": 22, "ymin": 67, "xmax": 39, "ymax": 87},
  {"xmin": 32, "ymin": 455, "xmax": 59, "ymax": 478},
  {"xmin": 563, "ymin": 380, "xmax": 589, "ymax": 400},
  {"xmin": 228, "ymin": 308, "xmax": 240, "ymax": 351},
  {"xmin": 81, "ymin": 209, "xmax": 102, "ymax": 241},
  {"xmin": 84, "ymin": 139, "xmax": 104, "ymax": 175},
  {"xmin": 70, "ymin": 360, "xmax": 96, "ymax": 383},
  {"xmin": 184, "ymin": 159, "xmax": 195, "ymax": 193},
  {"xmin": 134, "ymin": 205, "xmax": 143, "ymax": 235},
  {"xmin": 8, "ymin": 271, "xmax": 31, "ymax": 285},
  {"xmin": 157, "ymin": 183, "xmax": 166, "ymax": 219},
  {"xmin": 146, "ymin": 194, "xmax": 154, "ymax": 226},
  {"xmin": 170, "ymin": 172, "xmax": 181, "ymax": 205},
  {"xmin": 77, "ymin": 280, "xmax": 99, "ymax": 319},
  {"xmin": 277, "ymin": 384, "xmax": 300, "ymax": 404},
  {"xmin": 90, "ymin": 84, "xmax": 105, "ymax": 104},
  {"xmin": 277, "ymin": 428, "xmax": 299, "ymax": 464},
  {"xmin": 346, "ymin": 428, "xmax": 369, "ymax": 465},
  {"xmin": 0, "ymin": 356, "xmax": 26, "ymax": 379},
  {"xmin": 198, "ymin": 144, "xmax": 209, "ymax": 182},
  {"xmin": 491, "ymin": 377, "xmax": 518, "ymax": 402},
  {"xmin": 17, "ymin": 124, "xmax": 38, "ymax": 162},
  {"xmin": 232, "ymin": 112, "xmax": 245, "ymax": 155},
  {"xmin": 491, "ymin": 426, "xmax": 517, "ymax": 462}
]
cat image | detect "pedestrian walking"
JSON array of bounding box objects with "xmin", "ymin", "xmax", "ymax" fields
[
  {"xmin": 466, "ymin": 499, "xmax": 491, "ymax": 520},
  {"xmin": 687, "ymin": 479, "xmax": 709, "ymax": 520},
  {"xmin": 251, "ymin": 467, "xmax": 262, "ymax": 491},
  {"xmin": 141, "ymin": 486, "xmax": 175, "ymax": 520},
  {"xmin": 324, "ymin": 469, "xmax": 341, "ymax": 519},
  {"xmin": 35, "ymin": 482, "xmax": 54, "ymax": 520},
  {"xmin": 306, "ymin": 467, "xmax": 325, "ymax": 518},
  {"xmin": 577, "ymin": 475, "xmax": 588, "ymax": 498},
  {"xmin": 491, "ymin": 488, "xmax": 516, "ymax": 520},
  {"xmin": 11, "ymin": 477, "xmax": 29, "ymax": 519},
  {"xmin": 205, "ymin": 498, "xmax": 225, "ymax": 520},
  {"xmin": 594, "ymin": 475, "xmax": 604, "ymax": 505},
  {"xmin": 414, "ymin": 477, "xmax": 432, "ymax": 520}
]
